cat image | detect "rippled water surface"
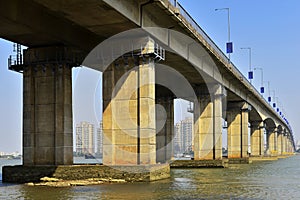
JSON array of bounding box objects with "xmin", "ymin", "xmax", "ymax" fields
[{"xmin": 1, "ymin": 155, "xmax": 300, "ymax": 199}]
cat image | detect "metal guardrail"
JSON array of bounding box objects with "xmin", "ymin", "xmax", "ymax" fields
[
  {"xmin": 170, "ymin": 1, "xmax": 246, "ymax": 83},
  {"xmin": 167, "ymin": 0, "xmax": 294, "ymax": 141}
]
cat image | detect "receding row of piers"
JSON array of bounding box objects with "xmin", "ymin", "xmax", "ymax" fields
[
  {"xmin": 22, "ymin": 45, "xmax": 295, "ymax": 163},
  {"xmin": 3, "ymin": 43, "xmax": 295, "ymax": 183}
]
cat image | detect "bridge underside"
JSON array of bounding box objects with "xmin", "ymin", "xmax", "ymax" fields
[{"xmin": 0, "ymin": 0, "xmax": 295, "ymax": 183}]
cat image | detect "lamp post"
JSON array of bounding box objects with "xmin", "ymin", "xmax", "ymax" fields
[
  {"xmin": 276, "ymin": 97, "xmax": 280, "ymax": 113},
  {"xmin": 254, "ymin": 67, "xmax": 264, "ymax": 95},
  {"xmin": 241, "ymin": 47, "xmax": 252, "ymax": 84},
  {"xmin": 265, "ymin": 81, "xmax": 271, "ymax": 103},
  {"xmin": 215, "ymin": 8, "xmax": 232, "ymax": 62},
  {"xmin": 272, "ymin": 90, "xmax": 276, "ymax": 108}
]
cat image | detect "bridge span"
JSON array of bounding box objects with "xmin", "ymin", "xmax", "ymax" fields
[{"xmin": 0, "ymin": 0, "xmax": 295, "ymax": 182}]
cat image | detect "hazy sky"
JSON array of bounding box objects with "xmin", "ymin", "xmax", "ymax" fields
[{"xmin": 1, "ymin": 0, "xmax": 300, "ymax": 152}]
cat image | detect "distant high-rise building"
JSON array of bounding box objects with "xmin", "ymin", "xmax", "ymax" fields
[
  {"xmin": 174, "ymin": 123, "xmax": 182, "ymax": 155},
  {"xmin": 96, "ymin": 121, "xmax": 103, "ymax": 156},
  {"xmin": 76, "ymin": 121, "xmax": 95, "ymax": 155},
  {"xmin": 174, "ymin": 117, "xmax": 193, "ymax": 155}
]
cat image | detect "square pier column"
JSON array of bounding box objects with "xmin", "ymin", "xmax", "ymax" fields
[
  {"xmin": 286, "ymin": 136, "xmax": 292, "ymax": 153},
  {"xmin": 268, "ymin": 129, "xmax": 277, "ymax": 156},
  {"xmin": 282, "ymin": 134, "xmax": 287, "ymax": 154},
  {"xmin": 277, "ymin": 131, "xmax": 283, "ymax": 155},
  {"xmin": 194, "ymin": 85, "xmax": 224, "ymax": 160},
  {"xmin": 156, "ymin": 98, "xmax": 174, "ymax": 163},
  {"xmin": 103, "ymin": 56, "xmax": 156, "ymax": 165},
  {"xmin": 227, "ymin": 102, "xmax": 250, "ymax": 158},
  {"xmin": 23, "ymin": 47, "xmax": 77, "ymax": 165},
  {"xmin": 250, "ymin": 121, "xmax": 264, "ymax": 156}
]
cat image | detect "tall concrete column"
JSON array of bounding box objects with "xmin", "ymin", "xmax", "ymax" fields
[
  {"xmin": 23, "ymin": 47, "xmax": 76, "ymax": 166},
  {"xmin": 287, "ymin": 137, "xmax": 292, "ymax": 153},
  {"xmin": 156, "ymin": 98, "xmax": 174, "ymax": 163},
  {"xmin": 103, "ymin": 56, "xmax": 156, "ymax": 165},
  {"xmin": 227, "ymin": 102, "xmax": 250, "ymax": 158},
  {"xmin": 194, "ymin": 85, "xmax": 223, "ymax": 160},
  {"xmin": 268, "ymin": 129, "xmax": 277, "ymax": 156},
  {"xmin": 250, "ymin": 121, "xmax": 264, "ymax": 156},
  {"xmin": 277, "ymin": 131, "xmax": 283, "ymax": 155},
  {"xmin": 282, "ymin": 134, "xmax": 287, "ymax": 154}
]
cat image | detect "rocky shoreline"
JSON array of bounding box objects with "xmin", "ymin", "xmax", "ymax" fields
[{"xmin": 26, "ymin": 177, "xmax": 127, "ymax": 187}]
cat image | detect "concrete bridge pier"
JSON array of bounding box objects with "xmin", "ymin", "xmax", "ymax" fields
[
  {"xmin": 102, "ymin": 42, "xmax": 169, "ymax": 180},
  {"xmin": 3, "ymin": 46, "xmax": 86, "ymax": 183},
  {"xmin": 282, "ymin": 134, "xmax": 287, "ymax": 154},
  {"xmin": 227, "ymin": 102, "xmax": 251, "ymax": 164},
  {"xmin": 277, "ymin": 130, "xmax": 283, "ymax": 155},
  {"xmin": 267, "ymin": 129, "xmax": 278, "ymax": 156},
  {"xmin": 22, "ymin": 46, "xmax": 77, "ymax": 165},
  {"xmin": 171, "ymin": 84, "xmax": 228, "ymax": 168},
  {"xmin": 193, "ymin": 84, "xmax": 223, "ymax": 161},
  {"xmin": 286, "ymin": 136, "xmax": 293, "ymax": 154},
  {"xmin": 155, "ymin": 97, "xmax": 174, "ymax": 164},
  {"xmin": 250, "ymin": 121, "xmax": 264, "ymax": 157},
  {"xmin": 102, "ymin": 56, "xmax": 156, "ymax": 165}
]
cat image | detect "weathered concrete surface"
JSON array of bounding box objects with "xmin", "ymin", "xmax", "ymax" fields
[
  {"xmin": 268, "ymin": 130, "xmax": 278, "ymax": 157},
  {"xmin": 156, "ymin": 98, "xmax": 174, "ymax": 164},
  {"xmin": 277, "ymin": 132, "xmax": 283, "ymax": 155},
  {"xmin": 227, "ymin": 102, "xmax": 250, "ymax": 159},
  {"xmin": 102, "ymin": 55, "xmax": 156, "ymax": 165},
  {"xmin": 2, "ymin": 164, "xmax": 170, "ymax": 183},
  {"xmin": 228, "ymin": 158, "xmax": 252, "ymax": 164},
  {"xmin": 250, "ymin": 156, "xmax": 278, "ymax": 162},
  {"xmin": 170, "ymin": 160, "xmax": 228, "ymax": 168},
  {"xmin": 251, "ymin": 122, "xmax": 264, "ymax": 156},
  {"xmin": 23, "ymin": 47, "xmax": 75, "ymax": 166},
  {"xmin": 194, "ymin": 85, "xmax": 223, "ymax": 160}
]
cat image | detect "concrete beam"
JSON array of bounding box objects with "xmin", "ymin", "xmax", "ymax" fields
[{"xmin": 0, "ymin": 0, "xmax": 100, "ymax": 50}]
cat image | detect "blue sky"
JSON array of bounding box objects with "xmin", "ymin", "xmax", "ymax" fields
[{"xmin": 0, "ymin": 0, "xmax": 300, "ymax": 152}]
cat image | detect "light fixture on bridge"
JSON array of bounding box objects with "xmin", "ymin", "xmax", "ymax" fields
[
  {"xmin": 241, "ymin": 47, "xmax": 253, "ymax": 84},
  {"xmin": 215, "ymin": 8, "xmax": 232, "ymax": 62},
  {"xmin": 265, "ymin": 81, "xmax": 271, "ymax": 103},
  {"xmin": 254, "ymin": 67, "xmax": 264, "ymax": 95},
  {"xmin": 226, "ymin": 42, "xmax": 233, "ymax": 54},
  {"xmin": 260, "ymin": 87, "xmax": 265, "ymax": 94},
  {"xmin": 248, "ymin": 71, "xmax": 253, "ymax": 80},
  {"xmin": 271, "ymin": 90, "xmax": 277, "ymax": 108},
  {"xmin": 268, "ymin": 97, "xmax": 271, "ymax": 102}
]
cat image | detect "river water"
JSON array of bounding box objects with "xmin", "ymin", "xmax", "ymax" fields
[{"xmin": 1, "ymin": 155, "xmax": 300, "ymax": 199}]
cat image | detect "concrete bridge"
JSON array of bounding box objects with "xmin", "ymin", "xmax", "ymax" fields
[{"xmin": 0, "ymin": 0, "xmax": 295, "ymax": 182}]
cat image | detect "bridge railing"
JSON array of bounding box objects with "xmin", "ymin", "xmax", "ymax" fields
[
  {"xmin": 166, "ymin": 0, "xmax": 289, "ymax": 127},
  {"xmin": 168, "ymin": 1, "xmax": 243, "ymax": 80}
]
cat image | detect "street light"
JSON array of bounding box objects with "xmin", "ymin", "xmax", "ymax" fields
[
  {"xmin": 254, "ymin": 67, "xmax": 264, "ymax": 94},
  {"xmin": 240, "ymin": 47, "xmax": 253, "ymax": 83},
  {"xmin": 215, "ymin": 8, "xmax": 232, "ymax": 62},
  {"xmin": 265, "ymin": 81, "xmax": 272, "ymax": 103},
  {"xmin": 271, "ymin": 90, "xmax": 276, "ymax": 108},
  {"xmin": 276, "ymin": 97, "xmax": 280, "ymax": 113}
]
